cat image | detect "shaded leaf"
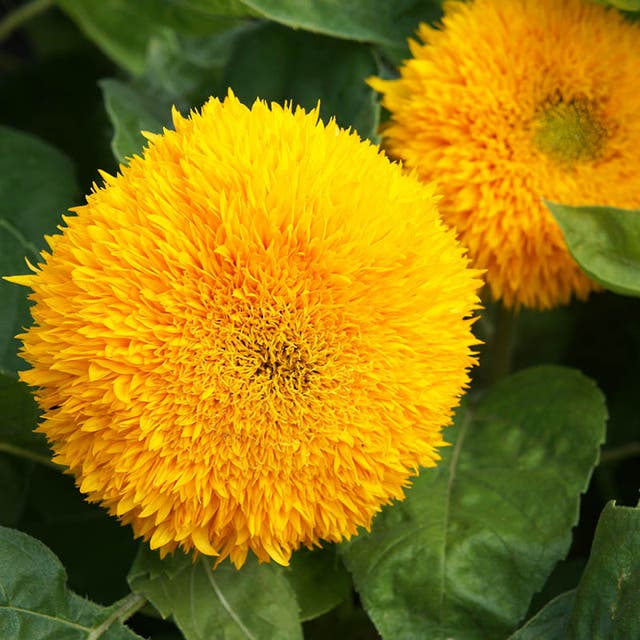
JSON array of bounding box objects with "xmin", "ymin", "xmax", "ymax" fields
[
  {"xmin": 57, "ymin": 0, "xmax": 250, "ymax": 75},
  {"xmin": 100, "ymin": 79, "xmax": 168, "ymax": 163},
  {"xmin": 547, "ymin": 202, "xmax": 640, "ymax": 297},
  {"xmin": 18, "ymin": 466, "xmax": 139, "ymax": 605},
  {"xmin": 0, "ymin": 526, "xmax": 143, "ymax": 639},
  {"xmin": 0, "ymin": 126, "xmax": 78, "ymax": 375},
  {"xmin": 0, "ymin": 373, "xmax": 46, "ymax": 456},
  {"xmin": 238, "ymin": 0, "xmax": 442, "ymax": 57},
  {"xmin": 0, "ymin": 372, "xmax": 48, "ymax": 526},
  {"xmin": 222, "ymin": 23, "xmax": 380, "ymax": 140},
  {"xmin": 509, "ymin": 591, "xmax": 575, "ymax": 640},
  {"xmin": 568, "ymin": 501, "xmax": 640, "ymax": 638},
  {"xmin": 342, "ymin": 366, "xmax": 607, "ymax": 640},
  {"xmin": 128, "ymin": 546, "xmax": 303, "ymax": 639},
  {"xmin": 287, "ymin": 546, "xmax": 352, "ymax": 622},
  {"xmin": 0, "ymin": 371, "xmax": 47, "ymax": 528},
  {"xmin": 0, "ymin": 456, "xmax": 31, "ymax": 527}
]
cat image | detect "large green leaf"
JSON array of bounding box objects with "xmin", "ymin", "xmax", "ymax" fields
[
  {"xmin": 128, "ymin": 547, "xmax": 303, "ymax": 639},
  {"xmin": 100, "ymin": 79, "xmax": 168, "ymax": 163},
  {"xmin": 546, "ymin": 202, "xmax": 640, "ymax": 297},
  {"xmin": 568, "ymin": 501, "xmax": 640, "ymax": 638},
  {"xmin": 342, "ymin": 366, "xmax": 607, "ymax": 640},
  {"xmin": 286, "ymin": 546, "xmax": 352, "ymax": 622},
  {"xmin": 511, "ymin": 501, "xmax": 640, "ymax": 639},
  {"xmin": 222, "ymin": 22, "xmax": 380, "ymax": 140},
  {"xmin": 57, "ymin": 0, "xmax": 250, "ymax": 75},
  {"xmin": 0, "ymin": 526, "xmax": 143, "ymax": 639},
  {"xmin": 0, "ymin": 126, "xmax": 78, "ymax": 375},
  {"xmin": 237, "ymin": 0, "xmax": 442, "ymax": 56}
]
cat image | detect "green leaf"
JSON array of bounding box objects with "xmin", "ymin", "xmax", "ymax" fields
[
  {"xmin": 286, "ymin": 546, "xmax": 352, "ymax": 622},
  {"xmin": 512, "ymin": 501, "xmax": 640, "ymax": 639},
  {"xmin": 508, "ymin": 591, "xmax": 575, "ymax": 640},
  {"xmin": 342, "ymin": 366, "xmax": 607, "ymax": 640},
  {"xmin": 128, "ymin": 546, "xmax": 303, "ymax": 639},
  {"xmin": 0, "ymin": 126, "xmax": 78, "ymax": 375},
  {"xmin": 237, "ymin": 0, "xmax": 442, "ymax": 57},
  {"xmin": 0, "ymin": 373, "xmax": 49, "ymax": 525},
  {"xmin": 57, "ymin": 0, "xmax": 250, "ymax": 75},
  {"xmin": 222, "ymin": 23, "xmax": 381, "ymax": 140},
  {"xmin": 17, "ymin": 466, "xmax": 139, "ymax": 605},
  {"xmin": 0, "ymin": 526, "xmax": 143, "ymax": 639},
  {"xmin": 100, "ymin": 79, "xmax": 168, "ymax": 163},
  {"xmin": 546, "ymin": 202, "xmax": 640, "ymax": 297},
  {"xmin": 0, "ymin": 371, "xmax": 46, "ymax": 527},
  {"xmin": 568, "ymin": 501, "xmax": 640, "ymax": 638},
  {"xmin": 141, "ymin": 24, "xmax": 252, "ymax": 111}
]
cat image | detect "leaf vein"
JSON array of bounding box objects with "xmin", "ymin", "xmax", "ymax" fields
[
  {"xmin": 439, "ymin": 407, "xmax": 472, "ymax": 623},
  {"xmin": 202, "ymin": 560, "xmax": 257, "ymax": 640}
]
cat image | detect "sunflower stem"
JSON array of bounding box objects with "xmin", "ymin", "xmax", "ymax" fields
[
  {"xmin": 600, "ymin": 442, "xmax": 640, "ymax": 465},
  {"xmin": 0, "ymin": 442, "xmax": 60, "ymax": 470},
  {"xmin": 87, "ymin": 593, "xmax": 147, "ymax": 640},
  {"xmin": 0, "ymin": 0, "xmax": 54, "ymax": 44},
  {"xmin": 487, "ymin": 304, "xmax": 517, "ymax": 385}
]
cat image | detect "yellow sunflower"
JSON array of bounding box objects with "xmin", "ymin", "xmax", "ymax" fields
[
  {"xmin": 370, "ymin": 0, "xmax": 640, "ymax": 309},
  {"xmin": 9, "ymin": 92, "xmax": 480, "ymax": 567}
]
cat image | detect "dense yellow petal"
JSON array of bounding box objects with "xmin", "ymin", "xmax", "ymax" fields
[
  {"xmin": 370, "ymin": 0, "xmax": 640, "ymax": 309},
  {"xmin": 12, "ymin": 91, "xmax": 481, "ymax": 567}
]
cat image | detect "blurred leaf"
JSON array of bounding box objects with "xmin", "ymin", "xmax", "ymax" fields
[
  {"xmin": 100, "ymin": 79, "xmax": 168, "ymax": 162},
  {"xmin": 509, "ymin": 592, "xmax": 575, "ymax": 640},
  {"xmin": 0, "ymin": 526, "xmax": 143, "ymax": 639},
  {"xmin": 547, "ymin": 202, "xmax": 640, "ymax": 297},
  {"xmin": 128, "ymin": 546, "xmax": 303, "ymax": 639},
  {"xmin": 342, "ymin": 366, "xmax": 607, "ymax": 640},
  {"xmin": 287, "ymin": 546, "xmax": 352, "ymax": 622},
  {"xmin": 142, "ymin": 24, "xmax": 252, "ymax": 110},
  {"xmin": 238, "ymin": 0, "xmax": 442, "ymax": 57},
  {"xmin": 568, "ymin": 501, "xmax": 640, "ymax": 637},
  {"xmin": 0, "ymin": 44, "xmax": 116, "ymax": 192},
  {"xmin": 0, "ymin": 126, "xmax": 78, "ymax": 375},
  {"xmin": 18, "ymin": 466, "xmax": 139, "ymax": 605},
  {"xmin": 57, "ymin": 0, "xmax": 250, "ymax": 75},
  {"xmin": 222, "ymin": 23, "xmax": 380, "ymax": 139}
]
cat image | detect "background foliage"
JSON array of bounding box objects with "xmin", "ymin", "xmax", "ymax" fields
[{"xmin": 0, "ymin": 1, "xmax": 638, "ymax": 638}]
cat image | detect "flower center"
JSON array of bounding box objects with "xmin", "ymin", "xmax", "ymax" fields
[
  {"xmin": 254, "ymin": 340, "xmax": 314, "ymax": 391},
  {"xmin": 533, "ymin": 95, "xmax": 607, "ymax": 166}
]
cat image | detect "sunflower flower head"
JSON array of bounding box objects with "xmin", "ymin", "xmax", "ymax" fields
[
  {"xmin": 9, "ymin": 92, "xmax": 481, "ymax": 568},
  {"xmin": 370, "ymin": 0, "xmax": 640, "ymax": 309}
]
